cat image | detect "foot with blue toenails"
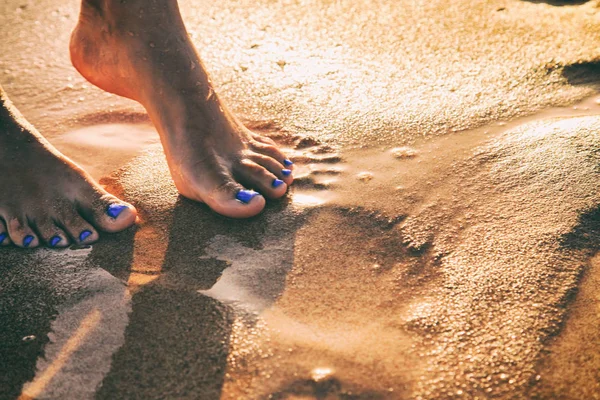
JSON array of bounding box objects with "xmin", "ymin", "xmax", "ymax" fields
[
  {"xmin": 0, "ymin": 86, "xmax": 138, "ymax": 249},
  {"xmin": 70, "ymin": 0, "xmax": 294, "ymax": 219}
]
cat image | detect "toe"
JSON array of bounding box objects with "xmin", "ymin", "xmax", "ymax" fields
[
  {"xmin": 4, "ymin": 216, "xmax": 39, "ymax": 248},
  {"xmin": 79, "ymin": 192, "xmax": 137, "ymax": 233},
  {"xmin": 34, "ymin": 217, "xmax": 70, "ymax": 248},
  {"xmin": 251, "ymin": 133, "xmax": 278, "ymax": 146},
  {"xmin": 57, "ymin": 206, "xmax": 99, "ymax": 245},
  {"xmin": 249, "ymin": 140, "xmax": 291, "ymax": 168},
  {"xmin": 234, "ymin": 160, "xmax": 288, "ymax": 199},
  {"xmin": 248, "ymin": 153, "xmax": 294, "ymax": 185},
  {"xmin": 198, "ymin": 172, "xmax": 266, "ymax": 218},
  {"xmin": 0, "ymin": 219, "xmax": 11, "ymax": 246}
]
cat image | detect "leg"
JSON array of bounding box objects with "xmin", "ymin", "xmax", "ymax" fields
[
  {"xmin": 0, "ymin": 86, "xmax": 137, "ymax": 248},
  {"xmin": 70, "ymin": 0, "xmax": 294, "ymax": 219}
]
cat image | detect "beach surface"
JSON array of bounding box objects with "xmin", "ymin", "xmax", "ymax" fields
[{"xmin": 2, "ymin": 0, "xmax": 600, "ymax": 399}]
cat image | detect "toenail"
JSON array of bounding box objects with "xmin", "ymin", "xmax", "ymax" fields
[
  {"xmin": 79, "ymin": 230, "xmax": 92, "ymax": 242},
  {"xmin": 0, "ymin": 233, "xmax": 6, "ymax": 244},
  {"xmin": 23, "ymin": 235, "xmax": 34, "ymax": 248},
  {"xmin": 50, "ymin": 236, "xmax": 62, "ymax": 248},
  {"xmin": 107, "ymin": 204, "xmax": 128, "ymax": 219},
  {"xmin": 283, "ymin": 159, "xmax": 294, "ymax": 167},
  {"xmin": 236, "ymin": 190, "xmax": 259, "ymax": 204},
  {"xmin": 272, "ymin": 179, "xmax": 285, "ymax": 188},
  {"xmin": 282, "ymin": 169, "xmax": 292, "ymax": 177}
]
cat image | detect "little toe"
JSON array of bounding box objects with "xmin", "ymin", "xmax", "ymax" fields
[
  {"xmin": 0, "ymin": 219, "xmax": 11, "ymax": 246},
  {"xmin": 251, "ymin": 133, "xmax": 278, "ymax": 146},
  {"xmin": 248, "ymin": 153, "xmax": 294, "ymax": 185},
  {"xmin": 4, "ymin": 216, "xmax": 39, "ymax": 248},
  {"xmin": 81, "ymin": 192, "xmax": 137, "ymax": 233},
  {"xmin": 35, "ymin": 218, "xmax": 70, "ymax": 248},
  {"xmin": 249, "ymin": 141, "xmax": 290, "ymax": 167},
  {"xmin": 235, "ymin": 160, "xmax": 288, "ymax": 199}
]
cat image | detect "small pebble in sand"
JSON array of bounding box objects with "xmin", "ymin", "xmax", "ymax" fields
[
  {"xmin": 311, "ymin": 367, "xmax": 334, "ymax": 382},
  {"xmin": 372, "ymin": 264, "xmax": 381, "ymax": 271},
  {"xmin": 390, "ymin": 146, "xmax": 417, "ymax": 159},
  {"xmin": 357, "ymin": 172, "xmax": 374, "ymax": 182}
]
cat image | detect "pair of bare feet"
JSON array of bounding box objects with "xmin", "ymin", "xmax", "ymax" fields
[{"xmin": 0, "ymin": 0, "xmax": 294, "ymax": 249}]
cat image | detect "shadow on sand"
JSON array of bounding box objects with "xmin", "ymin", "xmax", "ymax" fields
[
  {"xmin": 93, "ymin": 195, "xmax": 304, "ymax": 399},
  {"xmin": 561, "ymin": 61, "xmax": 600, "ymax": 87},
  {"xmin": 522, "ymin": 0, "xmax": 590, "ymax": 6},
  {"xmin": 0, "ymin": 252, "xmax": 60, "ymax": 400},
  {"xmin": 0, "ymin": 193, "xmax": 306, "ymax": 400},
  {"xmin": 560, "ymin": 204, "xmax": 600, "ymax": 251}
]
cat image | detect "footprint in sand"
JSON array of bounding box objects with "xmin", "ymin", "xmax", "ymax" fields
[
  {"xmin": 246, "ymin": 123, "xmax": 345, "ymax": 199},
  {"xmin": 286, "ymin": 134, "xmax": 344, "ymax": 192}
]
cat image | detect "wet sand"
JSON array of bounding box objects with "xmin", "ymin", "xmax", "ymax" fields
[{"xmin": 3, "ymin": 0, "xmax": 600, "ymax": 399}]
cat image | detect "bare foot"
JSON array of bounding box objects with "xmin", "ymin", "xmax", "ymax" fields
[
  {"xmin": 0, "ymin": 88, "xmax": 137, "ymax": 248},
  {"xmin": 70, "ymin": 0, "xmax": 294, "ymax": 219}
]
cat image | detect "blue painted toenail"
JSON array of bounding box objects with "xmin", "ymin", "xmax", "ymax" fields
[
  {"xmin": 79, "ymin": 230, "xmax": 92, "ymax": 242},
  {"xmin": 282, "ymin": 169, "xmax": 292, "ymax": 177},
  {"xmin": 272, "ymin": 179, "xmax": 285, "ymax": 188},
  {"xmin": 107, "ymin": 204, "xmax": 128, "ymax": 219},
  {"xmin": 0, "ymin": 233, "xmax": 7, "ymax": 244},
  {"xmin": 23, "ymin": 235, "xmax": 34, "ymax": 248},
  {"xmin": 283, "ymin": 159, "xmax": 294, "ymax": 167},
  {"xmin": 50, "ymin": 236, "xmax": 62, "ymax": 248},
  {"xmin": 236, "ymin": 190, "xmax": 259, "ymax": 204}
]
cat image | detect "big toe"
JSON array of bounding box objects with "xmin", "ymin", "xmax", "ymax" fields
[
  {"xmin": 80, "ymin": 191, "xmax": 137, "ymax": 233},
  {"xmin": 206, "ymin": 181, "xmax": 266, "ymax": 218}
]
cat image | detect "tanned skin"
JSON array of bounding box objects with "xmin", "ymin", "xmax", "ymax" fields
[{"xmin": 0, "ymin": 0, "xmax": 293, "ymax": 248}]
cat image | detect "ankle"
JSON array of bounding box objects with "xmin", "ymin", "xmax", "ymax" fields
[{"xmin": 79, "ymin": 0, "xmax": 184, "ymax": 31}]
